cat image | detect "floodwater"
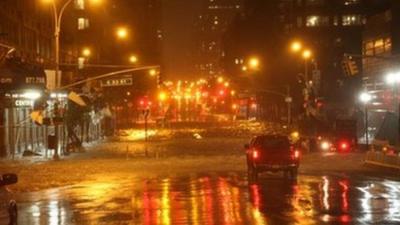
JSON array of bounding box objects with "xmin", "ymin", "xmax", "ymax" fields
[{"xmin": 16, "ymin": 172, "xmax": 400, "ymax": 225}]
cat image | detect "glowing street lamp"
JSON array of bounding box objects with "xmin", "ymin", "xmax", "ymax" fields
[
  {"xmin": 89, "ymin": 0, "xmax": 103, "ymax": 5},
  {"xmin": 248, "ymin": 57, "xmax": 260, "ymax": 70},
  {"xmin": 291, "ymin": 41, "xmax": 302, "ymax": 52},
  {"xmin": 302, "ymin": 49, "xmax": 312, "ymax": 59},
  {"xmin": 158, "ymin": 92, "xmax": 167, "ymax": 102},
  {"xmin": 385, "ymin": 72, "xmax": 400, "ymax": 85},
  {"xmin": 82, "ymin": 48, "xmax": 91, "ymax": 57},
  {"xmin": 149, "ymin": 69, "xmax": 157, "ymax": 77},
  {"xmin": 217, "ymin": 76, "xmax": 224, "ymax": 83},
  {"xmin": 129, "ymin": 55, "xmax": 138, "ymax": 64},
  {"xmin": 116, "ymin": 27, "xmax": 128, "ymax": 40}
]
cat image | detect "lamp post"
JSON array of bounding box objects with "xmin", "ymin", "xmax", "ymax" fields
[
  {"xmin": 43, "ymin": 0, "xmax": 73, "ymax": 88},
  {"xmin": 302, "ymin": 49, "xmax": 312, "ymax": 84},
  {"xmin": 43, "ymin": 0, "xmax": 103, "ymax": 86},
  {"xmin": 42, "ymin": 0, "xmax": 102, "ymax": 160},
  {"xmin": 359, "ymin": 92, "xmax": 372, "ymax": 150}
]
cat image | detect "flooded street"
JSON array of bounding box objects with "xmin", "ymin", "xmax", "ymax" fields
[{"xmin": 16, "ymin": 172, "xmax": 400, "ymax": 225}]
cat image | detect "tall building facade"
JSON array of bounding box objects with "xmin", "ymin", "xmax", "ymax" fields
[
  {"xmin": 361, "ymin": 2, "xmax": 400, "ymax": 144},
  {"xmin": 0, "ymin": 0, "xmax": 53, "ymax": 65},
  {"xmin": 195, "ymin": 0, "xmax": 243, "ymax": 77},
  {"xmin": 278, "ymin": 0, "xmax": 392, "ymax": 102},
  {"xmin": 0, "ymin": 0, "xmax": 53, "ymax": 157}
]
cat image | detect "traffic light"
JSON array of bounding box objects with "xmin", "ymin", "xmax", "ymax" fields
[
  {"xmin": 342, "ymin": 58, "xmax": 359, "ymax": 76},
  {"xmin": 315, "ymin": 98, "xmax": 324, "ymax": 108}
]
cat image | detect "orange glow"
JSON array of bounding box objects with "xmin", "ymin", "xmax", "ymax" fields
[
  {"xmin": 252, "ymin": 149, "xmax": 259, "ymax": 159},
  {"xmin": 129, "ymin": 55, "xmax": 138, "ymax": 63},
  {"xmin": 291, "ymin": 41, "xmax": 302, "ymax": 52},
  {"xmin": 82, "ymin": 48, "xmax": 91, "ymax": 57},
  {"xmin": 149, "ymin": 69, "xmax": 157, "ymax": 77},
  {"xmin": 116, "ymin": 27, "xmax": 128, "ymax": 39},
  {"xmin": 302, "ymin": 49, "xmax": 312, "ymax": 59},
  {"xmin": 248, "ymin": 57, "xmax": 260, "ymax": 69}
]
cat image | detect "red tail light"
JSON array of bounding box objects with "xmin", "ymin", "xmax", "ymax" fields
[
  {"xmin": 294, "ymin": 150, "xmax": 300, "ymax": 159},
  {"xmin": 252, "ymin": 149, "xmax": 259, "ymax": 159},
  {"xmin": 340, "ymin": 141, "xmax": 349, "ymax": 151}
]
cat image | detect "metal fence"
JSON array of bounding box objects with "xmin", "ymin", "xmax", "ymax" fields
[{"xmin": 1, "ymin": 107, "xmax": 104, "ymax": 159}]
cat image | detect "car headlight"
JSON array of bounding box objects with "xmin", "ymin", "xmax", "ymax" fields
[{"xmin": 321, "ymin": 141, "xmax": 331, "ymax": 150}]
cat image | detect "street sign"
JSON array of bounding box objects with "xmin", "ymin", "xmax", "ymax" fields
[
  {"xmin": 142, "ymin": 109, "xmax": 150, "ymax": 118},
  {"xmin": 100, "ymin": 75, "xmax": 133, "ymax": 87},
  {"xmin": 285, "ymin": 97, "xmax": 292, "ymax": 103}
]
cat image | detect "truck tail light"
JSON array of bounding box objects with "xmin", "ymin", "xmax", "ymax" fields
[
  {"xmin": 340, "ymin": 141, "xmax": 349, "ymax": 151},
  {"xmin": 252, "ymin": 149, "xmax": 259, "ymax": 159},
  {"xmin": 294, "ymin": 150, "xmax": 300, "ymax": 159}
]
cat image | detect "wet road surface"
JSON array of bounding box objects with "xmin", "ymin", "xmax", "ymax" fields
[{"xmin": 16, "ymin": 172, "xmax": 400, "ymax": 225}]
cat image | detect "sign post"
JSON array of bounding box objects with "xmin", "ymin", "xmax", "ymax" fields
[{"xmin": 143, "ymin": 109, "xmax": 150, "ymax": 142}]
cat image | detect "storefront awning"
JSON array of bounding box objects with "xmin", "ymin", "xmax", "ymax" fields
[{"xmin": 0, "ymin": 58, "xmax": 46, "ymax": 91}]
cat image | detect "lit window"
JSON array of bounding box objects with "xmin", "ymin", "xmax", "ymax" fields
[
  {"xmin": 77, "ymin": 18, "xmax": 90, "ymax": 30},
  {"xmin": 342, "ymin": 15, "xmax": 364, "ymax": 26},
  {"xmin": 384, "ymin": 38, "xmax": 392, "ymax": 52},
  {"xmin": 333, "ymin": 16, "xmax": 339, "ymax": 26},
  {"xmin": 306, "ymin": 15, "xmax": 329, "ymax": 26},
  {"xmin": 363, "ymin": 41, "xmax": 374, "ymax": 56},
  {"xmin": 74, "ymin": 0, "xmax": 85, "ymax": 10},
  {"xmin": 344, "ymin": 0, "xmax": 359, "ymax": 5},
  {"xmin": 374, "ymin": 39, "xmax": 384, "ymax": 55},
  {"xmin": 306, "ymin": 0, "xmax": 324, "ymax": 6}
]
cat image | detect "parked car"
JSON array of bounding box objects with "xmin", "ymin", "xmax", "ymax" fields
[
  {"xmin": 0, "ymin": 174, "xmax": 18, "ymax": 225},
  {"xmin": 245, "ymin": 135, "xmax": 300, "ymax": 180}
]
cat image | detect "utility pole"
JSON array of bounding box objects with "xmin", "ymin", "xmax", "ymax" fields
[{"xmin": 286, "ymin": 86, "xmax": 292, "ymax": 126}]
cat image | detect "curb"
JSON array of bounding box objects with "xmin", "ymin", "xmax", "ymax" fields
[{"xmin": 364, "ymin": 160, "xmax": 400, "ymax": 170}]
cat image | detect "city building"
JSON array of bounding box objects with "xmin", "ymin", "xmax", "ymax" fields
[
  {"xmin": 194, "ymin": 0, "xmax": 243, "ymax": 77},
  {"xmin": 361, "ymin": 2, "xmax": 400, "ymax": 144},
  {"xmin": 0, "ymin": 0, "xmax": 53, "ymax": 65},
  {"xmin": 221, "ymin": 0, "xmax": 393, "ymax": 121},
  {"xmin": 0, "ymin": 0, "xmax": 53, "ymax": 157}
]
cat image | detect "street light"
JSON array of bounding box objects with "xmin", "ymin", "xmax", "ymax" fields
[
  {"xmin": 248, "ymin": 57, "xmax": 260, "ymax": 70},
  {"xmin": 116, "ymin": 27, "xmax": 128, "ymax": 40},
  {"xmin": 129, "ymin": 55, "xmax": 138, "ymax": 64},
  {"xmin": 291, "ymin": 41, "xmax": 302, "ymax": 52},
  {"xmin": 158, "ymin": 91, "xmax": 167, "ymax": 102},
  {"xmin": 302, "ymin": 49, "xmax": 312, "ymax": 60},
  {"xmin": 149, "ymin": 69, "xmax": 157, "ymax": 77},
  {"xmin": 82, "ymin": 48, "xmax": 91, "ymax": 57},
  {"xmin": 359, "ymin": 92, "xmax": 372, "ymax": 150},
  {"xmin": 385, "ymin": 72, "xmax": 400, "ymax": 85}
]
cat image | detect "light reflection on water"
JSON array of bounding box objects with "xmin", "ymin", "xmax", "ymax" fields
[{"xmin": 16, "ymin": 174, "xmax": 400, "ymax": 225}]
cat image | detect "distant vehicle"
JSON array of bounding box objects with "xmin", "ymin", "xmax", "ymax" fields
[
  {"xmin": 316, "ymin": 119, "xmax": 357, "ymax": 152},
  {"xmin": 0, "ymin": 174, "xmax": 18, "ymax": 225},
  {"xmin": 318, "ymin": 137, "xmax": 353, "ymax": 152},
  {"xmin": 245, "ymin": 135, "xmax": 300, "ymax": 180}
]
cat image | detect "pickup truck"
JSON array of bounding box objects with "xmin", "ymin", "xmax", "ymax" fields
[{"xmin": 245, "ymin": 135, "xmax": 300, "ymax": 180}]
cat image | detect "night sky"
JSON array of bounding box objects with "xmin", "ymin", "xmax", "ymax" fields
[{"xmin": 161, "ymin": 0, "xmax": 202, "ymax": 80}]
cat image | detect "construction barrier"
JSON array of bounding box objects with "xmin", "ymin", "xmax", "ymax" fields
[{"xmin": 365, "ymin": 151, "xmax": 400, "ymax": 170}]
